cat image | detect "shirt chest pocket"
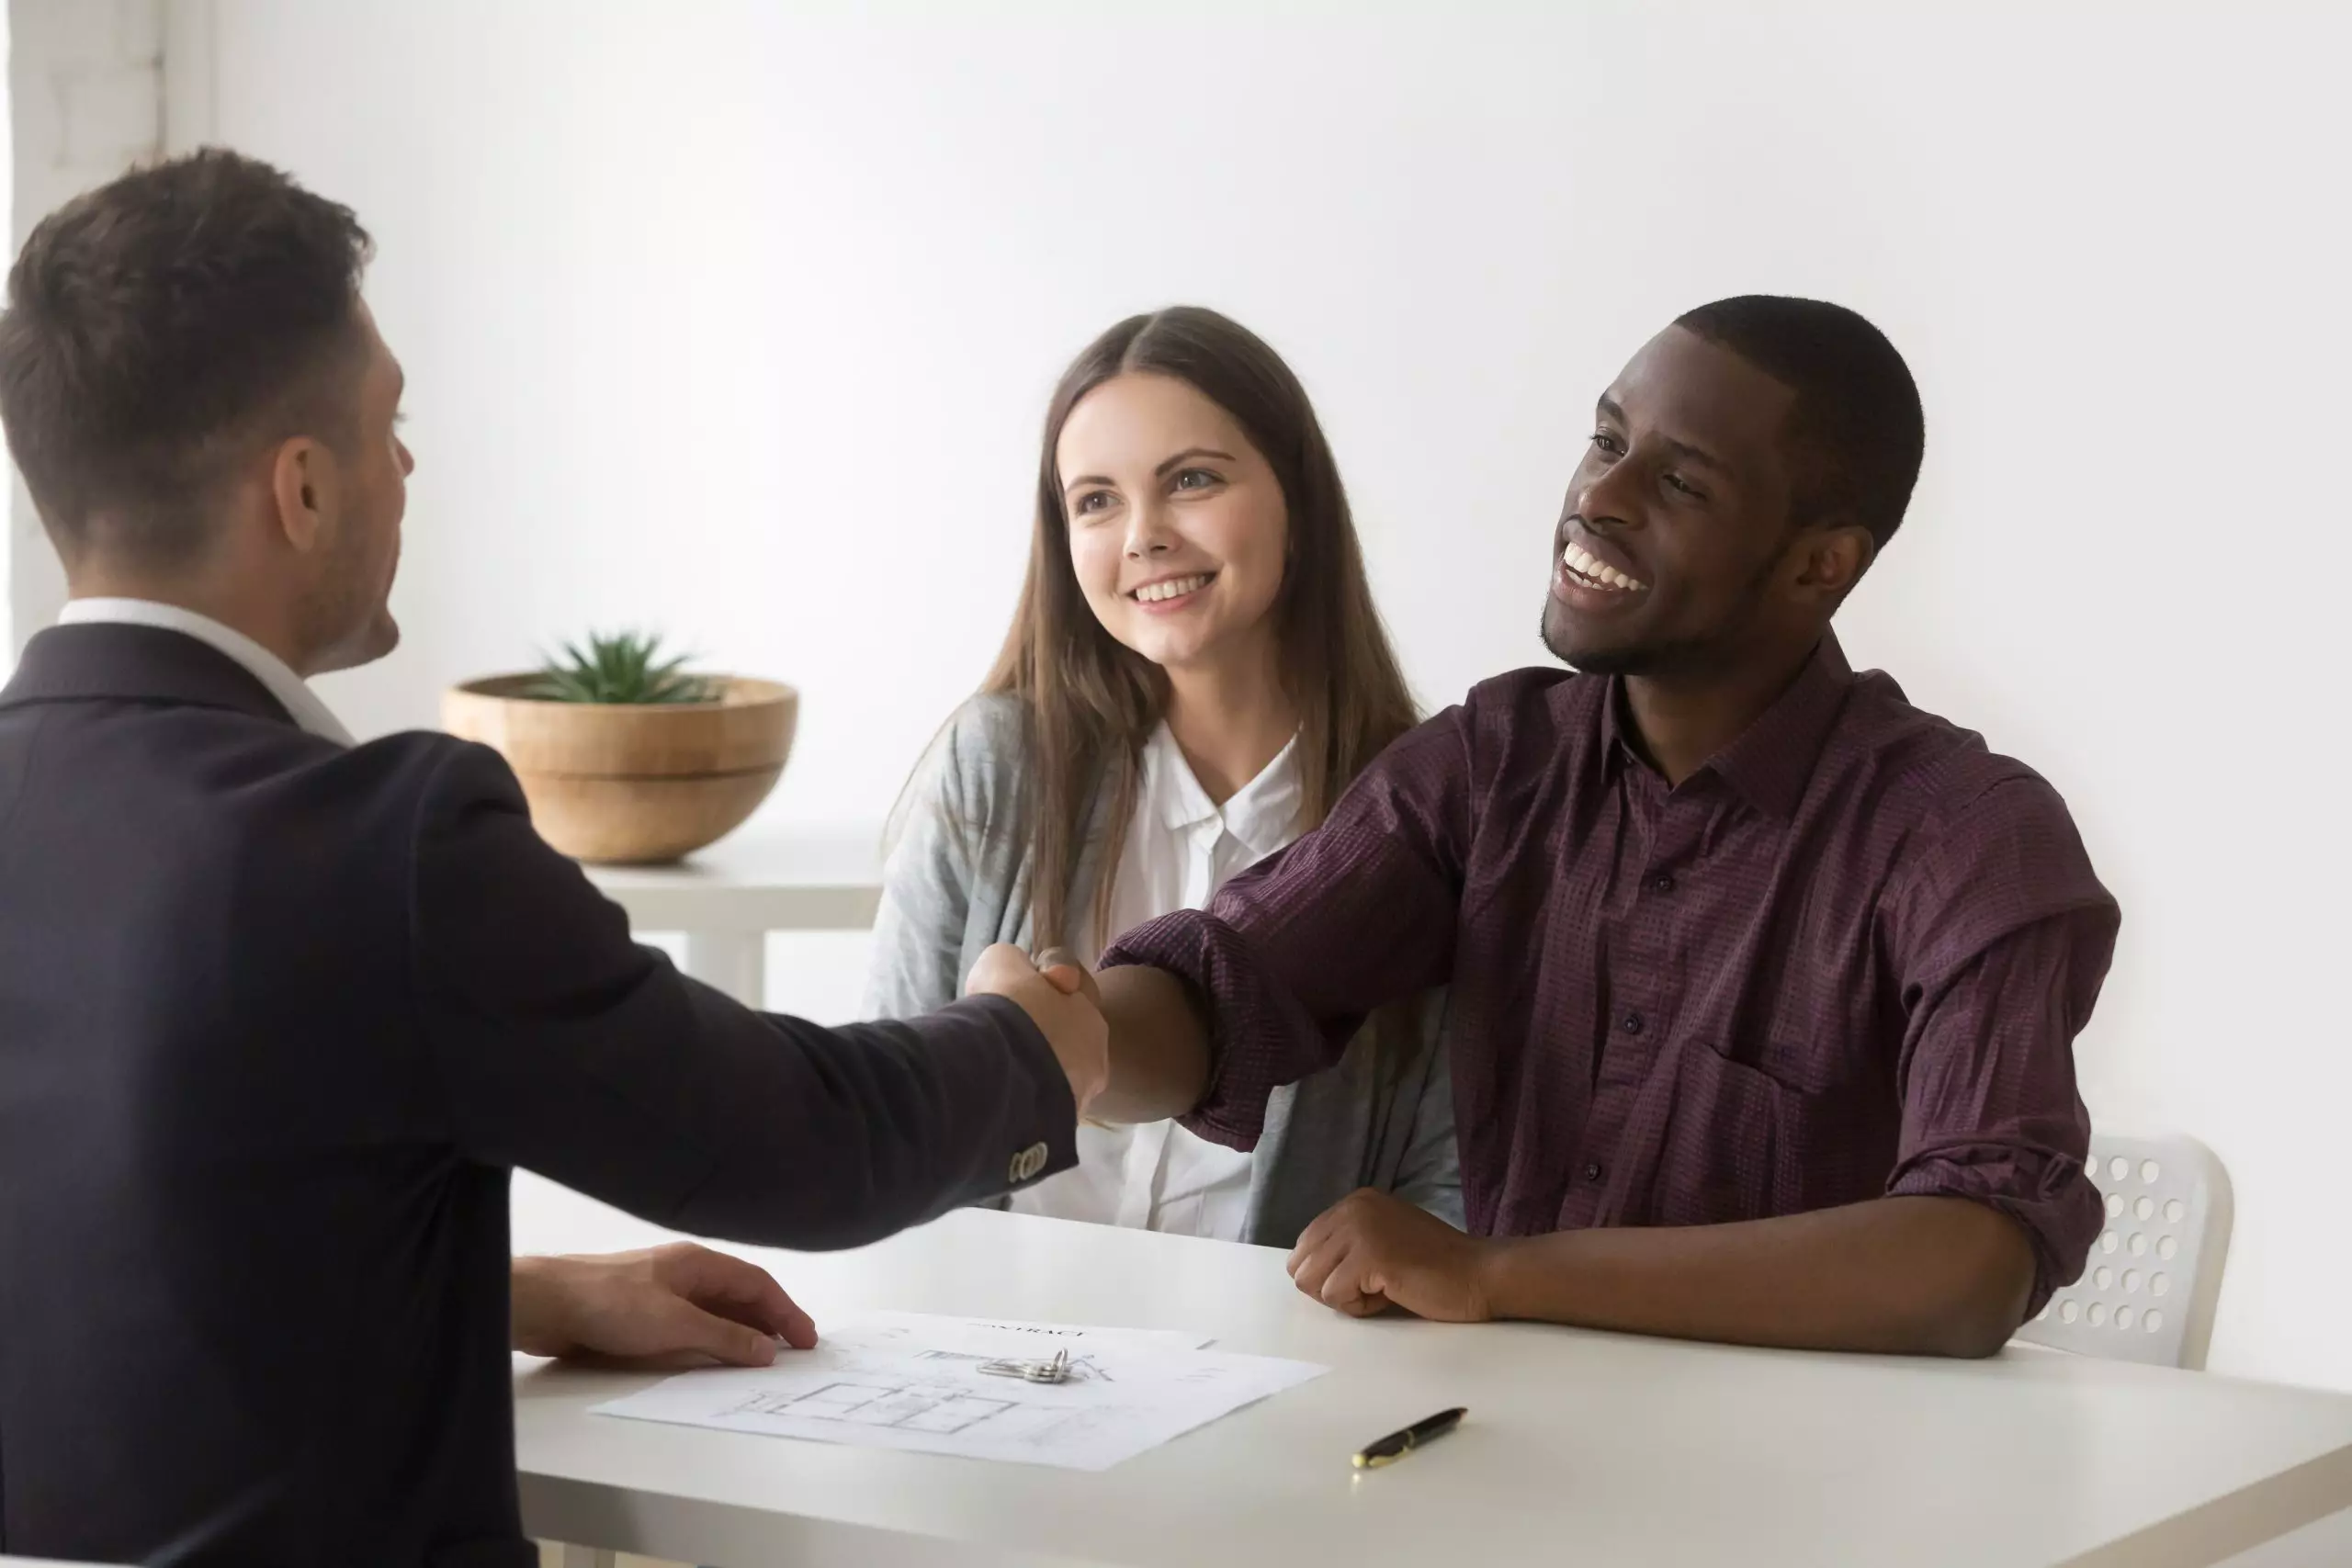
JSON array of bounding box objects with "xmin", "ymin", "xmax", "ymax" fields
[
  {"xmin": 1610, "ymin": 1039, "xmax": 1823, "ymax": 1227},
  {"xmin": 1610, "ymin": 1037, "xmax": 1897, "ymax": 1228}
]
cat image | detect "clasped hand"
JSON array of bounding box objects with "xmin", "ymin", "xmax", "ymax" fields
[{"xmin": 963, "ymin": 942, "xmax": 1109, "ymax": 1118}]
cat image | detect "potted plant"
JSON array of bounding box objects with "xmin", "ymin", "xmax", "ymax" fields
[{"xmin": 442, "ymin": 630, "xmax": 797, "ymax": 864}]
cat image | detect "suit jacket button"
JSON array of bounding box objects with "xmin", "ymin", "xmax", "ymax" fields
[{"xmin": 1010, "ymin": 1142, "xmax": 1048, "ymax": 1184}]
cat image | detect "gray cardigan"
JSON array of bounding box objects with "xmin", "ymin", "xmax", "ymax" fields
[{"xmin": 865, "ymin": 695, "xmax": 1462, "ymax": 1247}]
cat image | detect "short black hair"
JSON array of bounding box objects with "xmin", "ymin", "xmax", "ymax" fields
[
  {"xmin": 0, "ymin": 148, "xmax": 374, "ymax": 567},
  {"xmin": 1673, "ymin": 295, "xmax": 1924, "ymax": 552}
]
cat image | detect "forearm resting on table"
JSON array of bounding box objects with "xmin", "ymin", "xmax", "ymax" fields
[
  {"xmin": 1088, "ymin": 964, "xmax": 1213, "ymax": 1125},
  {"xmin": 1483, "ymin": 1196, "xmax": 2038, "ymax": 1359}
]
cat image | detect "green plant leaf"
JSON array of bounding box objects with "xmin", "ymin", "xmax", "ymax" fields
[{"xmin": 530, "ymin": 629, "xmax": 717, "ymax": 705}]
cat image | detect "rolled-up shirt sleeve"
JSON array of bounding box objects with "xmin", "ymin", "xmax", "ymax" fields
[
  {"xmin": 1102, "ymin": 707, "xmax": 1476, "ymax": 1151},
  {"xmin": 1883, "ymin": 778, "xmax": 2120, "ymax": 1314}
]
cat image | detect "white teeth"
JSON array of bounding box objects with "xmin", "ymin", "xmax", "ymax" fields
[
  {"xmin": 1135, "ymin": 573, "xmax": 1212, "ymax": 604},
  {"xmin": 1563, "ymin": 544, "xmax": 1645, "ymax": 592}
]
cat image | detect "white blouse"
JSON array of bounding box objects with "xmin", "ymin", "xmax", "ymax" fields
[{"xmin": 1006, "ymin": 721, "xmax": 1303, "ymax": 1241}]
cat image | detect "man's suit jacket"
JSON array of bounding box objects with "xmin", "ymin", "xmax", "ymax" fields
[{"xmin": 0, "ymin": 623, "xmax": 1077, "ymax": 1565}]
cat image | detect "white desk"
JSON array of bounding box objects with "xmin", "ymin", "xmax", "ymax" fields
[
  {"xmin": 582, "ymin": 825, "xmax": 885, "ymax": 1005},
  {"xmin": 511, "ymin": 1178, "xmax": 2352, "ymax": 1568}
]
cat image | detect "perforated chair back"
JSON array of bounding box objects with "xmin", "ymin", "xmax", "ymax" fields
[{"xmin": 2013, "ymin": 1130, "xmax": 2232, "ymax": 1370}]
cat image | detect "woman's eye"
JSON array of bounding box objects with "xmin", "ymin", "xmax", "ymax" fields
[
  {"xmin": 1172, "ymin": 468, "xmax": 1220, "ymax": 492},
  {"xmin": 1590, "ymin": 432, "xmax": 1623, "ymax": 457},
  {"xmin": 1664, "ymin": 472, "xmax": 1703, "ymax": 499},
  {"xmin": 1073, "ymin": 491, "xmax": 1113, "ymax": 514}
]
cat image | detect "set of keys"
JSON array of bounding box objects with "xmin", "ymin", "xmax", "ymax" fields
[{"xmin": 976, "ymin": 1345, "xmax": 1071, "ymax": 1384}]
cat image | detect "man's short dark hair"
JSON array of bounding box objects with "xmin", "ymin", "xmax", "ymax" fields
[
  {"xmin": 0, "ymin": 148, "xmax": 374, "ymax": 567},
  {"xmin": 1674, "ymin": 295, "xmax": 1925, "ymax": 552}
]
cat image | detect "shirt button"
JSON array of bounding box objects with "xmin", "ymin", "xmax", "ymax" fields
[
  {"xmin": 1621, "ymin": 1011, "xmax": 1645, "ymax": 1035},
  {"xmin": 1650, "ymin": 873, "xmax": 1676, "ymax": 894},
  {"xmin": 1584, "ymin": 1162, "xmax": 1606, "ymax": 1183}
]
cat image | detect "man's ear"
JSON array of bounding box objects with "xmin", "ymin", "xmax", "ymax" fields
[
  {"xmin": 1790, "ymin": 520, "xmax": 1875, "ymax": 604},
  {"xmin": 267, "ymin": 437, "xmax": 335, "ymax": 554}
]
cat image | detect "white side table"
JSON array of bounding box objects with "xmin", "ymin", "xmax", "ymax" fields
[{"xmin": 582, "ymin": 823, "xmax": 886, "ymax": 1005}]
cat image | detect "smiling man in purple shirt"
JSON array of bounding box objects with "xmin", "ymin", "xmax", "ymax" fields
[{"xmin": 1005, "ymin": 296, "xmax": 2115, "ymax": 1358}]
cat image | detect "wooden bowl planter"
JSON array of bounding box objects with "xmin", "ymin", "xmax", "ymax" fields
[{"xmin": 442, "ymin": 675, "xmax": 797, "ymax": 864}]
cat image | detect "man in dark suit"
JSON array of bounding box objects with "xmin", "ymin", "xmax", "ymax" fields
[{"xmin": 0, "ymin": 150, "xmax": 1102, "ymax": 1564}]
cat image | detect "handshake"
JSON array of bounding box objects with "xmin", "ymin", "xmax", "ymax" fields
[{"xmin": 965, "ymin": 944, "xmax": 1111, "ymax": 1120}]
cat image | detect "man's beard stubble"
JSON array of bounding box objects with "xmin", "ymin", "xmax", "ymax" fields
[{"xmin": 1539, "ymin": 611, "xmax": 1724, "ymax": 681}]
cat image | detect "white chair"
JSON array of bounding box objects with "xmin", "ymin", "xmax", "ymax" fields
[{"xmin": 2013, "ymin": 1131, "xmax": 2233, "ymax": 1370}]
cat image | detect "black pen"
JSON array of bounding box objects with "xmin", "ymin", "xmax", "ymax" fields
[{"xmin": 1352, "ymin": 1406, "xmax": 1466, "ymax": 1469}]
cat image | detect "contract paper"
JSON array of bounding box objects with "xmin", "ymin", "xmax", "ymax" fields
[{"xmin": 591, "ymin": 1310, "xmax": 1327, "ymax": 1471}]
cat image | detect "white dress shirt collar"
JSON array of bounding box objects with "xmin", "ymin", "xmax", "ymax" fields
[
  {"xmin": 55, "ymin": 598, "xmax": 356, "ymax": 747},
  {"xmin": 1141, "ymin": 722, "xmax": 1303, "ymax": 863}
]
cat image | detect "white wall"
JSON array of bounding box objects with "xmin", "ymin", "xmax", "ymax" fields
[
  {"xmin": 3, "ymin": 0, "xmax": 166, "ymax": 658},
  {"xmin": 178, "ymin": 0, "xmax": 2352, "ymax": 1389}
]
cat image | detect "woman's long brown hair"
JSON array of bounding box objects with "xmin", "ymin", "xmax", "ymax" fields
[{"xmin": 983, "ymin": 306, "xmax": 1419, "ymax": 949}]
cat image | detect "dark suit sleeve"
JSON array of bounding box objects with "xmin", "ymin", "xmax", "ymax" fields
[{"xmin": 405, "ymin": 740, "xmax": 1077, "ymax": 1249}]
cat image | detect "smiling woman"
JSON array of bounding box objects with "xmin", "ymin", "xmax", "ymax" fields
[
  {"xmin": 865, "ymin": 306, "xmax": 1461, "ymax": 1248},
  {"xmin": 1057, "ymin": 371, "xmax": 1293, "ymax": 700}
]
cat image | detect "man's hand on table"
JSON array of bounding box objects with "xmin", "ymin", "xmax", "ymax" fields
[
  {"xmin": 511, "ymin": 1243, "xmax": 817, "ymax": 1369},
  {"xmin": 965, "ymin": 942, "xmax": 1108, "ymax": 1117},
  {"xmin": 1288, "ymin": 1189, "xmax": 1497, "ymax": 1322}
]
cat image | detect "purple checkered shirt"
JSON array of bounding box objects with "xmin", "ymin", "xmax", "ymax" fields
[{"xmin": 1102, "ymin": 636, "xmax": 2115, "ymax": 1307}]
